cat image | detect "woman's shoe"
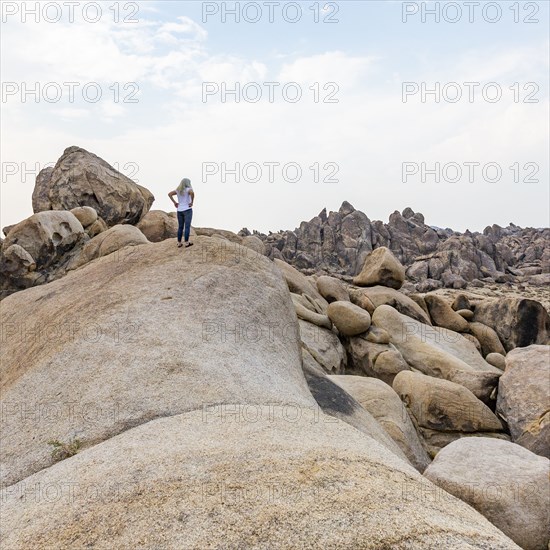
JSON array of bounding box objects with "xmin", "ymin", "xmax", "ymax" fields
[
  {"xmin": 185, "ymin": 242, "xmax": 194, "ymax": 248},
  {"xmin": 177, "ymin": 242, "xmax": 183, "ymax": 248}
]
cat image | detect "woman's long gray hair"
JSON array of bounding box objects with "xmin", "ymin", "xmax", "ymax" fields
[{"xmin": 176, "ymin": 178, "xmax": 191, "ymax": 194}]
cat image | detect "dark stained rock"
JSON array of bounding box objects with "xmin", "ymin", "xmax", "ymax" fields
[{"xmin": 473, "ymin": 297, "xmax": 550, "ymax": 352}]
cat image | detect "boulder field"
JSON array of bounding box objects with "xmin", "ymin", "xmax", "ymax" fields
[
  {"xmin": 0, "ymin": 237, "xmax": 523, "ymax": 549},
  {"xmin": 1, "ymin": 146, "xmax": 548, "ymax": 549}
]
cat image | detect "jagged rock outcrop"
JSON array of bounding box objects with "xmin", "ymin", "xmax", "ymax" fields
[
  {"xmin": 251, "ymin": 204, "xmax": 550, "ymax": 288},
  {"xmin": 260, "ymin": 201, "xmax": 373, "ymax": 275}
]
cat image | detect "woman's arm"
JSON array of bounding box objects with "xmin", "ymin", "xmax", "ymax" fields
[
  {"xmin": 168, "ymin": 190, "xmax": 178, "ymax": 207},
  {"xmin": 189, "ymin": 190, "xmax": 195, "ymax": 207}
]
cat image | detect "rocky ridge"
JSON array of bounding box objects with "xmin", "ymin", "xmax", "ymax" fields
[{"xmin": 239, "ymin": 202, "xmax": 550, "ymax": 294}]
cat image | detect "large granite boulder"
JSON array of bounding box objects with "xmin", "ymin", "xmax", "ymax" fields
[
  {"xmin": 424, "ymin": 438, "xmax": 549, "ymax": 550},
  {"xmin": 327, "ymin": 300, "xmax": 371, "ymax": 336},
  {"xmin": 32, "ymin": 146, "xmax": 154, "ymax": 226},
  {"xmin": 496, "ymin": 345, "xmax": 550, "ymax": 458},
  {"xmin": 393, "ymin": 371, "xmax": 503, "ymax": 455},
  {"xmin": 0, "ymin": 211, "xmax": 86, "ymax": 295},
  {"xmin": 393, "ymin": 371, "xmax": 502, "ymax": 434},
  {"xmin": 1, "ymin": 408, "xmax": 521, "ymax": 549},
  {"xmin": 136, "ymin": 210, "xmax": 178, "ymax": 242},
  {"xmin": 473, "ymin": 297, "xmax": 550, "ymax": 352},
  {"xmin": 353, "ymin": 246, "xmax": 405, "ymax": 289},
  {"xmin": 0, "ymin": 236, "xmax": 310, "ymax": 487}
]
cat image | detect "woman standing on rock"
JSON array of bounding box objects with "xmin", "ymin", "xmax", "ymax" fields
[{"xmin": 168, "ymin": 178, "xmax": 194, "ymax": 248}]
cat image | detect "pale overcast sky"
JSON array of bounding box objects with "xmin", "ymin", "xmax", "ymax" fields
[{"xmin": 1, "ymin": 0, "xmax": 549, "ymax": 233}]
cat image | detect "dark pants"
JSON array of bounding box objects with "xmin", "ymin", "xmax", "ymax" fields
[{"xmin": 177, "ymin": 209, "xmax": 193, "ymax": 242}]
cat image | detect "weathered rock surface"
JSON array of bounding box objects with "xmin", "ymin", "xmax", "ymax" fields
[
  {"xmin": 346, "ymin": 336, "xmax": 409, "ymax": 384},
  {"xmin": 241, "ymin": 235, "xmax": 266, "ymax": 255},
  {"xmin": 468, "ymin": 322, "xmax": 507, "ymax": 357},
  {"xmin": 457, "ymin": 308, "xmax": 474, "ymax": 320},
  {"xmin": 354, "ymin": 286, "xmax": 432, "ymax": 324},
  {"xmin": 327, "ymin": 300, "xmax": 371, "ymax": 336},
  {"xmin": 365, "ymin": 326, "xmax": 390, "ymax": 344},
  {"xmin": 316, "ymin": 275, "xmax": 349, "ymax": 302},
  {"xmin": 424, "ymin": 437, "xmax": 550, "ymax": 550},
  {"xmin": 373, "ymin": 305, "xmax": 502, "ymax": 402},
  {"xmin": 473, "ymin": 297, "xmax": 550, "ymax": 352},
  {"xmin": 1, "ymin": 408, "xmax": 521, "ymax": 549},
  {"xmin": 71, "ymin": 225, "xmax": 149, "ymax": 268},
  {"xmin": 0, "ymin": 211, "xmax": 86, "ymax": 296},
  {"xmin": 486, "ymin": 352, "xmax": 506, "ymax": 370},
  {"xmin": 299, "ymin": 319, "xmax": 346, "ymax": 374},
  {"xmin": 274, "ymin": 259, "xmax": 328, "ymax": 311},
  {"xmin": 195, "ymin": 227, "xmax": 242, "ymax": 243},
  {"xmin": 70, "ymin": 206, "xmax": 98, "ymax": 228},
  {"xmin": 424, "ymin": 294, "xmax": 469, "ymax": 332},
  {"xmin": 32, "ymin": 146, "xmax": 154, "ymax": 226},
  {"xmin": 1, "ymin": 232, "xmax": 523, "ymax": 549},
  {"xmin": 496, "ymin": 345, "xmax": 550, "ymax": 458},
  {"xmin": 302, "ymin": 362, "xmax": 409, "ymax": 461},
  {"xmin": 291, "ymin": 295, "xmax": 332, "ymax": 329},
  {"xmin": 330, "ymin": 375, "xmax": 431, "ymax": 472},
  {"xmin": 416, "ymin": 429, "xmax": 510, "ymax": 457},
  {"xmin": 136, "ymin": 210, "xmax": 178, "ymax": 242},
  {"xmin": 0, "ymin": 237, "xmax": 311, "ymax": 487},
  {"xmin": 349, "ymin": 288, "xmax": 376, "ymax": 314},
  {"xmin": 353, "ymin": 246, "xmax": 405, "ymax": 289},
  {"xmin": 393, "ymin": 371, "xmax": 503, "ymax": 441}
]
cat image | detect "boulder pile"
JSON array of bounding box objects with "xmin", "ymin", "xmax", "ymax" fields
[{"xmin": 1, "ymin": 147, "xmax": 548, "ymax": 549}]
